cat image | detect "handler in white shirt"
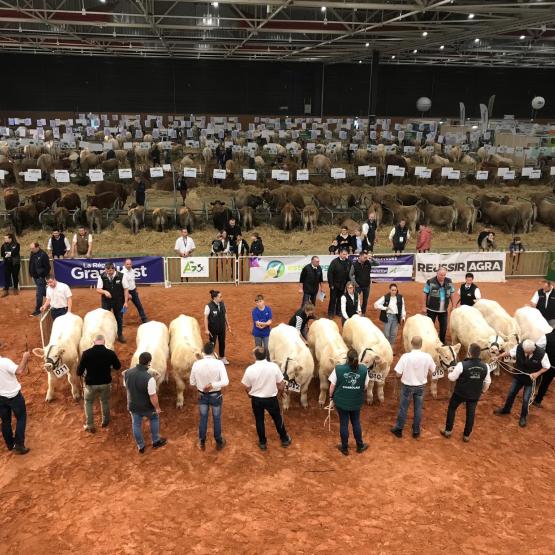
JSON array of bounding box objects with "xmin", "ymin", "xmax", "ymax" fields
[
  {"xmin": 190, "ymin": 342, "xmax": 229, "ymax": 450},
  {"xmin": 40, "ymin": 275, "xmax": 72, "ymax": 321},
  {"xmin": 122, "ymin": 259, "xmax": 148, "ymax": 323},
  {"xmin": 390, "ymin": 336, "xmax": 435, "ymax": 439},
  {"xmin": 174, "ymin": 228, "xmax": 196, "ymax": 257}
]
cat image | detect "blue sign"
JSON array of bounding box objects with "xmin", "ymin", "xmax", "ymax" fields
[{"xmin": 53, "ymin": 257, "xmax": 165, "ymax": 287}]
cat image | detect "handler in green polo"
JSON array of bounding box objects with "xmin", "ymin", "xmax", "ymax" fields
[{"xmin": 329, "ymin": 349, "xmax": 370, "ymax": 456}]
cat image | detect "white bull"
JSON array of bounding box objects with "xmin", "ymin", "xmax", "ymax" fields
[
  {"xmin": 342, "ymin": 315, "xmax": 393, "ymax": 404},
  {"xmin": 307, "ymin": 318, "xmax": 348, "ymax": 407},
  {"xmin": 32, "ymin": 312, "xmax": 83, "ymax": 402},
  {"xmin": 79, "ymin": 308, "xmax": 117, "ymax": 355},
  {"xmin": 269, "ymin": 323, "xmax": 314, "ymax": 410},
  {"xmin": 169, "ymin": 315, "xmax": 203, "ymax": 408},
  {"xmin": 514, "ymin": 306, "xmax": 552, "ymax": 346},
  {"xmin": 474, "ymin": 299, "xmax": 521, "ymax": 344},
  {"xmin": 403, "ymin": 314, "xmax": 461, "ymax": 398},
  {"xmin": 131, "ymin": 321, "xmax": 170, "ymax": 387}
]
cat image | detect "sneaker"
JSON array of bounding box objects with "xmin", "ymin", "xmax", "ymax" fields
[
  {"xmin": 463, "ymin": 435, "xmax": 470, "ymax": 443},
  {"xmin": 336, "ymin": 443, "xmax": 348, "ymax": 456},
  {"xmin": 281, "ymin": 436, "xmax": 292, "ymax": 448},
  {"xmin": 216, "ymin": 438, "xmax": 226, "ymax": 451},
  {"xmin": 440, "ymin": 429, "xmax": 452, "ymax": 439},
  {"xmin": 221, "ymin": 357, "xmax": 229, "ymax": 365},
  {"xmin": 138, "ymin": 446, "xmax": 145, "ymax": 454},
  {"xmin": 30, "ymin": 311, "xmax": 40, "ymax": 317},
  {"xmin": 494, "ymin": 408, "xmax": 510, "ymax": 416},
  {"xmin": 532, "ymin": 400, "xmax": 542, "ymax": 408},
  {"xmin": 258, "ymin": 442, "xmax": 267, "ymax": 451},
  {"xmin": 14, "ymin": 445, "xmax": 30, "ymax": 455},
  {"xmin": 199, "ymin": 439, "xmax": 206, "ymax": 451},
  {"xmin": 153, "ymin": 438, "xmax": 167, "ymax": 448},
  {"xmin": 412, "ymin": 432, "xmax": 420, "ymax": 439},
  {"xmin": 117, "ymin": 335, "xmax": 126, "ymax": 344},
  {"xmin": 83, "ymin": 425, "xmax": 96, "ymax": 433},
  {"xmin": 356, "ymin": 443, "xmax": 369, "ymax": 453},
  {"xmin": 519, "ymin": 417, "xmax": 527, "ymax": 428},
  {"xmin": 390, "ymin": 427, "xmax": 402, "ymax": 439}
]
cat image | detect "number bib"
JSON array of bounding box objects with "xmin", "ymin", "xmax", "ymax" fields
[
  {"xmin": 368, "ymin": 372, "xmax": 383, "ymax": 382},
  {"xmin": 53, "ymin": 364, "xmax": 70, "ymax": 379},
  {"xmin": 432, "ymin": 368, "xmax": 445, "ymax": 379},
  {"xmin": 287, "ymin": 380, "xmax": 301, "ymax": 393}
]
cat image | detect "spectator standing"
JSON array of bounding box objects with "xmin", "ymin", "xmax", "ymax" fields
[
  {"xmin": 422, "ymin": 267, "xmax": 456, "ymax": 344},
  {"xmin": 40, "ymin": 275, "xmax": 72, "ymax": 320},
  {"xmin": 190, "ymin": 342, "xmax": 229, "ymax": 450},
  {"xmin": 134, "ymin": 175, "xmax": 146, "ymax": 206},
  {"xmin": 1, "ymin": 233, "xmax": 20, "ymax": 297},
  {"xmin": 251, "ymin": 294, "xmax": 272, "ymax": 358},
  {"xmin": 327, "ymin": 249, "xmax": 352, "ymax": 319},
  {"xmin": 530, "ymin": 279, "xmax": 555, "ymax": 327},
  {"xmin": 96, "ymin": 262, "xmax": 129, "ymax": 343},
  {"xmin": 231, "ymin": 233, "xmax": 249, "ymax": 257},
  {"xmin": 0, "ymin": 349, "xmax": 31, "ymax": 454},
  {"xmin": 416, "ymin": 224, "xmax": 432, "ymax": 253},
  {"xmin": 150, "ymin": 144, "xmax": 161, "ymax": 166},
  {"xmin": 374, "ymin": 283, "xmax": 406, "ymax": 348},
  {"xmin": 329, "ymin": 348, "xmax": 369, "ymax": 455},
  {"xmin": 28, "ymin": 242, "xmax": 51, "ymax": 317},
  {"xmin": 349, "ymin": 251, "xmax": 378, "ymax": 315},
  {"xmin": 389, "ymin": 219, "xmax": 410, "ymax": 253},
  {"xmin": 340, "ymin": 281, "xmax": 361, "ymax": 325},
  {"xmin": 176, "ymin": 174, "xmax": 188, "ymax": 205},
  {"xmin": 204, "ymin": 290, "xmax": 231, "ymax": 365},
  {"xmin": 241, "ymin": 347, "xmax": 292, "ymax": 451},
  {"xmin": 77, "ymin": 334, "xmax": 121, "ymax": 432},
  {"xmin": 300, "ymin": 143, "xmax": 308, "ymax": 169},
  {"xmin": 249, "ymin": 233, "xmax": 264, "ymax": 256},
  {"xmin": 71, "ymin": 226, "xmax": 93, "ymax": 258},
  {"xmin": 47, "ymin": 229, "xmax": 71, "ymax": 259},
  {"xmin": 174, "ymin": 228, "xmax": 196, "ymax": 258},
  {"xmin": 123, "ymin": 352, "xmax": 167, "ymax": 454},
  {"xmin": 336, "ymin": 227, "xmax": 352, "ymax": 253},
  {"xmin": 390, "ymin": 336, "xmax": 435, "ymax": 439},
  {"xmin": 224, "ymin": 217, "xmax": 241, "ymax": 249},
  {"xmin": 288, "ymin": 303, "xmax": 316, "ymax": 340},
  {"xmin": 476, "ymin": 226, "xmax": 492, "ymax": 250},
  {"xmin": 508, "ymin": 236, "xmax": 525, "ymax": 274},
  {"xmin": 122, "ymin": 258, "xmax": 148, "ymax": 324},
  {"xmin": 458, "ymin": 273, "xmax": 481, "ymax": 306},
  {"xmin": 361, "ymin": 211, "xmax": 378, "ymax": 252},
  {"xmin": 299, "ymin": 256, "xmax": 324, "ymax": 307}
]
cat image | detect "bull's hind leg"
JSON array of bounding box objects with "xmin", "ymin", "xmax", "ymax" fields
[
  {"xmin": 68, "ymin": 369, "xmax": 82, "ymax": 401},
  {"xmin": 366, "ymin": 381, "xmax": 375, "ymax": 405},
  {"xmin": 300, "ymin": 381, "xmax": 310, "ymax": 409},
  {"xmin": 377, "ymin": 379, "xmax": 386, "ymax": 403},
  {"xmin": 175, "ymin": 371, "xmax": 186, "ymax": 409},
  {"xmin": 430, "ymin": 379, "xmax": 438, "ymax": 399},
  {"xmin": 45, "ymin": 372, "xmax": 56, "ymax": 402},
  {"xmin": 318, "ymin": 374, "xmax": 329, "ymax": 407}
]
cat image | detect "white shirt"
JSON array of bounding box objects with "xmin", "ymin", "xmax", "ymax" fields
[
  {"xmin": 374, "ymin": 295, "xmax": 407, "ymax": 319},
  {"xmin": 174, "ymin": 235, "xmax": 195, "ymax": 255},
  {"xmin": 341, "ymin": 293, "xmax": 361, "ymax": 320},
  {"xmin": 0, "ymin": 356, "xmax": 20, "ymax": 398},
  {"xmin": 46, "ymin": 281, "xmax": 72, "ymax": 309},
  {"xmin": 190, "ymin": 356, "xmax": 229, "ymax": 392},
  {"xmin": 509, "ymin": 346, "xmax": 551, "ymax": 369},
  {"xmin": 531, "ymin": 288, "xmax": 553, "ymax": 306},
  {"xmin": 448, "ymin": 361, "xmax": 492, "ymax": 385},
  {"xmin": 147, "ymin": 376, "xmax": 157, "ymax": 395},
  {"xmin": 47, "ymin": 236, "xmax": 71, "ymax": 252},
  {"xmin": 121, "ymin": 267, "xmax": 137, "ymax": 291},
  {"xmin": 361, "ymin": 221, "xmax": 376, "ymax": 238},
  {"xmin": 72, "ymin": 233, "xmax": 93, "ymax": 244},
  {"xmin": 461, "ymin": 284, "xmax": 482, "ymax": 301},
  {"xmin": 394, "ymin": 349, "xmax": 436, "ymax": 386},
  {"xmin": 241, "ymin": 360, "xmax": 283, "ymax": 398},
  {"xmin": 329, "ymin": 368, "xmax": 370, "ymax": 387}
]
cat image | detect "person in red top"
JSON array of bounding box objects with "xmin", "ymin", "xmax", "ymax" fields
[{"xmin": 416, "ymin": 224, "xmax": 432, "ymax": 253}]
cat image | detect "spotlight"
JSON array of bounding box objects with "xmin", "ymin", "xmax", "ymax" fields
[
  {"xmin": 391, "ymin": 55, "xmax": 396, "ymax": 59},
  {"xmin": 413, "ymin": 49, "xmax": 418, "ymax": 53},
  {"xmin": 468, "ymin": 13, "xmax": 475, "ymax": 19},
  {"xmin": 422, "ymin": 31, "xmax": 428, "ymax": 37},
  {"xmin": 439, "ymin": 45, "xmax": 445, "ymax": 50},
  {"xmin": 474, "ymin": 38, "xmax": 480, "ymax": 43},
  {"xmin": 321, "ymin": 6, "xmax": 326, "ymax": 12},
  {"xmin": 520, "ymin": 35, "xmax": 526, "ymax": 40},
  {"xmin": 365, "ymin": 42, "xmax": 369, "ymax": 47}
]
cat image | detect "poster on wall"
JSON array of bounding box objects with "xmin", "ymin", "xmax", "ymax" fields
[{"xmin": 415, "ymin": 252, "xmax": 505, "ymax": 283}]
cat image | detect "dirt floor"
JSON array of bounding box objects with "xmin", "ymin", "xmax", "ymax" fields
[{"xmin": 1, "ymin": 280, "xmax": 554, "ymax": 554}]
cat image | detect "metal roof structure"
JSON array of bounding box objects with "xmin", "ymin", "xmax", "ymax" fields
[{"xmin": 1, "ymin": 1, "xmax": 555, "ymax": 66}]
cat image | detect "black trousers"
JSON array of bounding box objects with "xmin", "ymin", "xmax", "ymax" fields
[
  {"xmin": 101, "ymin": 299, "xmax": 124, "ymax": 337},
  {"xmin": 328, "ymin": 285, "xmax": 345, "ymax": 318},
  {"xmin": 209, "ymin": 330, "xmax": 226, "ymax": 357},
  {"xmin": 357, "ymin": 286, "xmax": 370, "ymax": 315},
  {"xmin": 51, "ymin": 307, "xmax": 68, "ymax": 321},
  {"xmin": 427, "ymin": 310, "xmax": 448, "ymax": 344},
  {"xmin": 445, "ymin": 392, "xmax": 478, "ymax": 437},
  {"xmin": 0, "ymin": 392, "xmax": 27, "ymax": 448},
  {"xmin": 535, "ymin": 367, "xmax": 555, "ymax": 404},
  {"xmin": 3, "ymin": 263, "xmax": 19, "ymax": 290},
  {"xmin": 250, "ymin": 396, "xmax": 288, "ymax": 445},
  {"xmin": 301, "ymin": 291, "xmax": 317, "ymax": 309}
]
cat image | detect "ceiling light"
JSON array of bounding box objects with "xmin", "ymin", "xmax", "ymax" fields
[
  {"xmin": 520, "ymin": 35, "xmax": 526, "ymax": 40},
  {"xmin": 413, "ymin": 49, "xmax": 418, "ymax": 53},
  {"xmin": 472, "ymin": 125, "xmax": 478, "ymax": 129},
  {"xmin": 358, "ymin": 60, "xmax": 362, "ymax": 64},
  {"xmin": 422, "ymin": 31, "xmax": 428, "ymax": 37},
  {"xmin": 113, "ymin": 29, "xmax": 116, "ymax": 38},
  {"xmin": 468, "ymin": 13, "xmax": 475, "ymax": 19},
  {"xmin": 99, "ymin": 0, "xmax": 106, "ymax": 3},
  {"xmin": 212, "ymin": 2, "xmax": 219, "ymax": 6},
  {"xmin": 474, "ymin": 38, "xmax": 480, "ymax": 43},
  {"xmin": 321, "ymin": 6, "xmax": 327, "ymax": 12},
  {"xmin": 391, "ymin": 55, "xmax": 396, "ymax": 59},
  {"xmin": 365, "ymin": 42, "xmax": 369, "ymax": 47},
  {"xmin": 439, "ymin": 45, "xmax": 445, "ymax": 50}
]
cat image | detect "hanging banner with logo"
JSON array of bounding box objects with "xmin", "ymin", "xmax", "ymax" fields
[
  {"xmin": 180, "ymin": 257, "xmax": 210, "ymax": 278},
  {"xmin": 415, "ymin": 252, "xmax": 505, "ymax": 283},
  {"xmin": 53, "ymin": 257, "xmax": 164, "ymax": 286}
]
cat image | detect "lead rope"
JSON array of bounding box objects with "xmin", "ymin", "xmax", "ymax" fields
[
  {"xmin": 495, "ymin": 357, "xmax": 540, "ymax": 409},
  {"xmin": 323, "ymin": 399, "xmax": 334, "ymax": 431}
]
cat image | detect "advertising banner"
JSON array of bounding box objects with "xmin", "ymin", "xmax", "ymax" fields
[
  {"xmin": 415, "ymin": 252, "xmax": 505, "ymax": 283},
  {"xmin": 53, "ymin": 257, "xmax": 164, "ymax": 287},
  {"xmin": 180, "ymin": 257, "xmax": 210, "ymax": 278}
]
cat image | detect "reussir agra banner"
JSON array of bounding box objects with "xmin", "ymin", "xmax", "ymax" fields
[{"xmin": 415, "ymin": 252, "xmax": 505, "ymax": 283}]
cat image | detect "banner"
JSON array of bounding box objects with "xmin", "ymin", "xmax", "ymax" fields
[
  {"xmin": 180, "ymin": 257, "xmax": 210, "ymax": 278},
  {"xmin": 248, "ymin": 254, "xmax": 414, "ymax": 283},
  {"xmin": 415, "ymin": 252, "xmax": 505, "ymax": 283},
  {"xmin": 53, "ymin": 257, "xmax": 164, "ymax": 287}
]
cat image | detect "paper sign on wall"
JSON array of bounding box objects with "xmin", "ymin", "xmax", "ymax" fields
[
  {"xmin": 418, "ymin": 168, "xmax": 431, "ymax": 179},
  {"xmin": 365, "ymin": 167, "xmax": 377, "ymax": 177},
  {"xmin": 529, "ymin": 169, "xmax": 541, "ymax": 179},
  {"xmin": 213, "ymin": 169, "xmax": 226, "ymax": 180},
  {"xmin": 447, "ymin": 170, "xmax": 460, "ymax": 180},
  {"xmin": 441, "ymin": 167, "xmax": 453, "ymax": 177},
  {"xmin": 497, "ymin": 167, "xmax": 509, "ymax": 177},
  {"xmin": 296, "ymin": 169, "xmax": 309, "ymax": 181},
  {"xmin": 392, "ymin": 167, "xmax": 406, "ymax": 177},
  {"xmin": 149, "ymin": 167, "xmax": 163, "ymax": 178},
  {"xmin": 88, "ymin": 169, "xmax": 104, "ymax": 182},
  {"xmin": 25, "ymin": 169, "xmax": 42, "ymax": 182},
  {"xmin": 54, "ymin": 170, "xmax": 70, "ymax": 183},
  {"xmin": 358, "ymin": 165, "xmax": 369, "ymax": 176},
  {"xmin": 242, "ymin": 169, "xmax": 257, "ymax": 181},
  {"xmin": 184, "ymin": 168, "xmax": 197, "ymax": 178},
  {"xmin": 118, "ymin": 169, "xmax": 133, "ymax": 179},
  {"xmin": 271, "ymin": 170, "xmax": 289, "ymax": 181},
  {"xmin": 331, "ymin": 168, "xmax": 346, "ymax": 179},
  {"xmin": 386, "ymin": 165, "xmax": 398, "ymax": 175},
  {"xmin": 476, "ymin": 170, "xmax": 489, "ymax": 180},
  {"xmin": 503, "ymin": 170, "xmax": 515, "ymax": 180}
]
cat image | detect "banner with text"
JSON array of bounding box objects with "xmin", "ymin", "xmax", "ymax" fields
[
  {"xmin": 180, "ymin": 257, "xmax": 210, "ymax": 278},
  {"xmin": 53, "ymin": 257, "xmax": 165, "ymax": 287},
  {"xmin": 415, "ymin": 252, "xmax": 505, "ymax": 283}
]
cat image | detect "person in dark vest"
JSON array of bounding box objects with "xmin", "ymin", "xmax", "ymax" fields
[
  {"xmin": 422, "ymin": 267, "xmax": 456, "ymax": 344},
  {"xmin": 340, "ymin": 281, "xmax": 361, "ymax": 325},
  {"xmin": 335, "ymin": 226, "xmax": 352, "ymax": 253},
  {"xmin": 288, "ymin": 303, "xmax": 316, "ymax": 341},
  {"xmin": 476, "ymin": 226, "xmax": 492, "ymax": 250},
  {"xmin": 134, "ymin": 175, "xmax": 146, "ymax": 207},
  {"xmin": 28, "ymin": 242, "xmax": 51, "ymax": 317},
  {"xmin": 494, "ymin": 339, "xmax": 551, "ymax": 427},
  {"xmin": 389, "ymin": 219, "xmax": 410, "ymax": 253},
  {"xmin": 204, "ymin": 290, "xmax": 231, "ymax": 365},
  {"xmin": 249, "ymin": 232, "xmax": 264, "ymax": 256},
  {"xmin": 533, "ymin": 330, "xmax": 555, "ymax": 407},
  {"xmin": 327, "ymin": 248, "xmax": 352, "ymax": 319},
  {"xmin": 530, "ymin": 279, "xmax": 555, "ymax": 327},
  {"xmin": 440, "ymin": 343, "xmax": 491, "ymax": 442},
  {"xmin": 299, "ymin": 256, "xmax": 323, "ymax": 307},
  {"xmin": 300, "ymin": 143, "xmax": 308, "ymax": 169},
  {"xmin": 361, "ymin": 211, "xmax": 378, "ymax": 252},
  {"xmin": 1, "ymin": 233, "xmax": 20, "ymax": 297},
  {"xmin": 150, "ymin": 143, "xmax": 161, "ymax": 166},
  {"xmin": 124, "ymin": 352, "xmax": 167, "ymax": 454},
  {"xmin": 224, "ymin": 217, "xmax": 241, "ymax": 249},
  {"xmin": 96, "ymin": 262, "xmax": 129, "ymax": 343},
  {"xmin": 71, "ymin": 226, "xmax": 93, "ymax": 258},
  {"xmin": 329, "ymin": 348, "xmax": 369, "ymax": 455},
  {"xmin": 349, "ymin": 251, "xmax": 379, "ymax": 315},
  {"xmin": 47, "ymin": 229, "xmax": 70, "ymax": 259},
  {"xmin": 458, "ymin": 273, "xmax": 482, "ymax": 306},
  {"xmin": 374, "ymin": 283, "xmax": 406, "ymax": 349}
]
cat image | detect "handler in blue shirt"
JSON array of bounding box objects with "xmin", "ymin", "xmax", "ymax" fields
[{"xmin": 252, "ymin": 294, "xmax": 273, "ymax": 359}]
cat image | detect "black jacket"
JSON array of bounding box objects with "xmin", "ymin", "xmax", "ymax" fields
[
  {"xmin": 77, "ymin": 344, "xmax": 121, "ymax": 385},
  {"xmin": 299, "ymin": 264, "xmax": 323, "ymax": 295},
  {"xmin": 1, "ymin": 241, "xmax": 21, "ymax": 266},
  {"xmin": 29, "ymin": 249, "xmax": 51, "ymax": 278},
  {"xmin": 249, "ymin": 238, "xmax": 264, "ymax": 256},
  {"xmin": 224, "ymin": 223, "xmax": 241, "ymax": 244},
  {"xmin": 327, "ymin": 257, "xmax": 352, "ymax": 289},
  {"xmin": 335, "ymin": 234, "xmax": 352, "ymax": 252},
  {"xmin": 349, "ymin": 258, "xmax": 378, "ymax": 289}
]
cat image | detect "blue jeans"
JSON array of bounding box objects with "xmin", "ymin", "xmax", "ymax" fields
[
  {"xmin": 198, "ymin": 392, "xmax": 223, "ymax": 443},
  {"xmin": 336, "ymin": 407, "xmax": 363, "ymax": 449},
  {"xmin": 129, "ymin": 289, "xmax": 147, "ymax": 322},
  {"xmin": 0, "ymin": 392, "xmax": 27, "ymax": 448},
  {"xmin": 254, "ymin": 336, "xmax": 269, "ymax": 359},
  {"xmin": 34, "ymin": 277, "xmax": 46, "ymax": 312},
  {"xmin": 383, "ymin": 314, "xmax": 399, "ymax": 346},
  {"xmin": 130, "ymin": 411, "xmax": 160, "ymax": 449},
  {"xmin": 393, "ymin": 384, "xmax": 425, "ymax": 434},
  {"xmin": 502, "ymin": 378, "xmax": 533, "ymax": 419}
]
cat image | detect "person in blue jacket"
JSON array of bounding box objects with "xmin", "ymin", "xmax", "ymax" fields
[{"xmin": 252, "ymin": 294, "xmax": 272, "ymax": 359}]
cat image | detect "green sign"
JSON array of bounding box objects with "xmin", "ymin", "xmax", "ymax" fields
[{"xmin": 547, "ymin": 251, "xmax": 555, "ymax": 281}]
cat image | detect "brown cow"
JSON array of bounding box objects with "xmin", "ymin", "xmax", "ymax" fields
[
  {"xmin": 94, "ymin": 181, "xmax": 128, "ymax": 206},
  {"xmin": 280, "ymin": 202, "xmax": 297, "ymax": 231},
  {"xmin": 210, "ymin": 200, "xmax": 233, "ymax": 230},
  {"xmin": 87, "ymin": 191, "xmax": 120, "ymax": 209},
  {"xmin": 178, "ymin": 206, "xmax": 196, "ymax": 233},
  {"xmin": 128, "ymin": 205, "xmax": 145, "ymax": 234},
  {"xmin": 3, "ymin": 187, "xmax": 19, "ymax": 211},
  {"xmin": 152, "ymin": 208, "xmax": 167, "ymax": 232},
  {"xmin": 239, "ymin": 206, "xmax": 254, "ymax": 231},
  {"xmin": 58, "ymin": 191, "xmax": 81, "ymax": 211},
  {"xmin": 302, "ymin": 205, "xmax": 319, "ymax": 232},
  {"xmin": 9, "ymin": 203, "xmax": 44, "ymax": 235},
  {"xmin": 86, "ymin": 206, "xmax": 102, "ymax": 233},
  {"xmin": 28, "ymin": 187, "xmax": 61, "ymax": 208},
  {"xmin": 53, "ymin": 207, "xmax": 70, "ymax": 231}
]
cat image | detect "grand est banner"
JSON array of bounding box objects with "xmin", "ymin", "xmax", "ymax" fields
[
  {"xmin": 53, "ymin": 257, "xmax": 165, "ymax": 287},
  {"xmin": 248, "ymin": 254, "xmax": 414, "ymax": 283},
  {"xmin": 415, "ymin": 252, "xmax": 505, "ymax": 283}
]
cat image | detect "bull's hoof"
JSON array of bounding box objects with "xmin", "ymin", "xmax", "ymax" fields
[
  {"xmin": 318, "ymin": 402, "xmax": 325, "ymax": 408},
  {"xmin": 377, "ymin": 396, "xmax": 385, "ymax": 404},
  {"xmin": 176, "ymin": 403, "xmax": 183, "ymax": 409},
  {"xmin": 45, "ymin": 396, "xmax": 54, "ymax": 403},
  {"xmin": 366, "ymin": 399, "xmax": 374, "ymax": 406}
]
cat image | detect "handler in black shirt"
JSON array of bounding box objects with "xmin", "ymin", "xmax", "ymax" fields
[
  {"xmin": 349, "ymin": 251, "xmax": 379, "ymax": 315},
  {"xmin": 77, "ymin": 334, "xmax": 121, "ymax": 433},
  {"xmin": 299, "ymin": 256, "xmax": 323, "ymax": 307},
  {"xmin": 327, "ymin": 249, "xmax": 351, "ymax": 319}
]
